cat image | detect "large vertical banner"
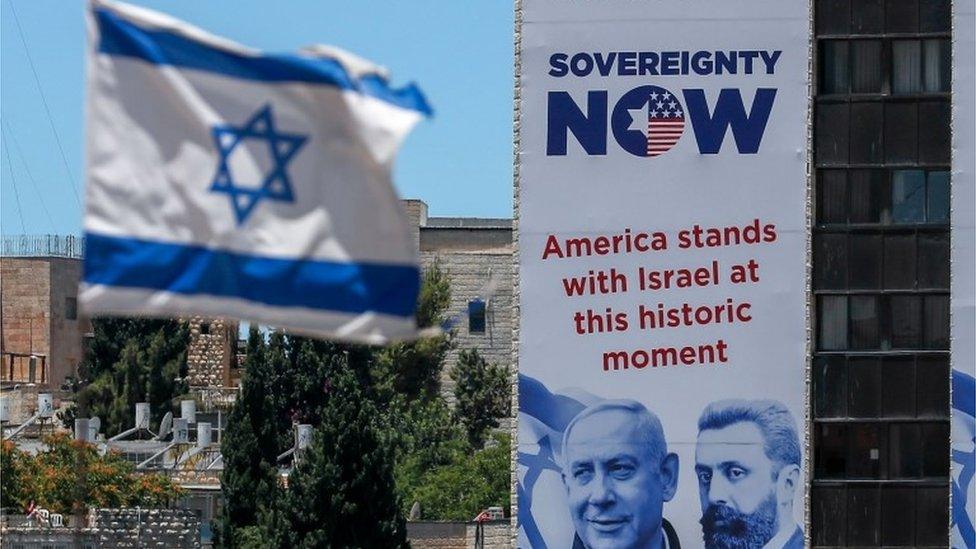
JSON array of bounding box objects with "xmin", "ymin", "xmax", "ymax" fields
[
  {"xmin": 516, "ymin": 2, "xmax": 810, "ymax": 548},
  {"xmin": 951, "ymin": 1, "xmax": 976, "ymax": 547}
]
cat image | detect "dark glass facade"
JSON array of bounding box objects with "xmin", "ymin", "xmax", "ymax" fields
[{"xmin": 812, "ymin": 0, "xmax": 951, "ymax": 545}]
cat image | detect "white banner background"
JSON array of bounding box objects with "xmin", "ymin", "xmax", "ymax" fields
[
  {"xmin": 951, "ymin": 0, "xmax": 975, "ymax": 547},
  {"xmin": 517, "ymin": 1, "xmax": 810, "ymax": 547}
]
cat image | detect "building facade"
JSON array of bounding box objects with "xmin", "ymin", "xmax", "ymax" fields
[
  {"xmin": 811, "ymin": 0, "xmax": 951, "ymax": 545},
  {"xmin": 0, "ymin": 236, "xmax": 89, "ymax": 389}
]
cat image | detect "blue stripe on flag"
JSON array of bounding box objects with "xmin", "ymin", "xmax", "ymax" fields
[
  {"xmin": 83, "ymin": 232, "xmax": 420, "ymax": 318},
  {"xmin": 93, "ymin": 8, "xmax": 433, "ymax": 116}
]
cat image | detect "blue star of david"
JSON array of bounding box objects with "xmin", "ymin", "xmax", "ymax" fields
[{"xmin": 210, "ymin": 104, "xmax": 308, "ymax": 225}]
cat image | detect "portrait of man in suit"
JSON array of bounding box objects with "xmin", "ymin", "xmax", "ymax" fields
[
  {"xmin": 561, "ymin": 400, "xmax": 681, "ymax": 549},
  {"xmin": 694, "ymin": 399, "xmax": 803, "ymax": 549}
]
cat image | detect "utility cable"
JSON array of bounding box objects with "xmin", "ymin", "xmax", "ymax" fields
[
  {"xmin": 5, "ymin": 0, "xmax": 82, "ymax": 207},
  {"xmin": 3, "ymin": 121, "xmax": 56, "ymax": 233},
  {"xmin": 1, "ymin": 130, "xmax": 28, "ymax": 234}
]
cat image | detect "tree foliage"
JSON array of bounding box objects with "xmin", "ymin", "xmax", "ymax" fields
[
  {"xmin": 397, "ymin": 433, "xmax": 511, "ymax": 521},
  {"xmin": 450, "ymin": 348, "xmax": 511, "ymax": 448},
  {"xmin": 74, "ymin": 318, "xmax": 188, "ymax": 436},
  {"xmin": 270, "ymin": 365, "xmax": 408, "ymax": 548},
  {"xmin": 218, "ymin": 327, "xmax": 281, "ymax": 547},
  {"xmin": 372, "ymin": 262, "xmax": 453, "ymax": 402},
  {"xmin": 0, "ymin": 434, "xmax": 181, "ymax": 514},
  {"xmin": 218, "ymin": 261, "xmax": 515, "ymax": 541}
]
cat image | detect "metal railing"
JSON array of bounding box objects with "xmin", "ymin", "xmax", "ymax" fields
[{"xmin": 0, "ymin": 234, "xmax": 84, "ymax": 259}]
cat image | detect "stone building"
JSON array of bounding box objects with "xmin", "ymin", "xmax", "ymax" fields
[
  {"xmin": 184, "ymin": 317, "xmax": 239, "ymax": 389},
  {"xmin": 405, "ymin": 199, "xmax": 514, "ymax": 392},
  {"xmin": 0, "ymin": 236, "xmax": 89, "ymax": 389}
]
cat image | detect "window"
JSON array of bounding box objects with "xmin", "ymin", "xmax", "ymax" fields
[
  {"xmin": 814, "ymin": 3, "xmax": 950, "ymax": 541},
  {"xmin": 892, "ymin": 39, "xmax": 949, "ymax": 94},
  {"xmin": 467, "ymin": 300, "xmax": 486, "ymax": 334},
  {"xmin": 65, "ymin": 297, "xmax": 77, "ymax": 320}
]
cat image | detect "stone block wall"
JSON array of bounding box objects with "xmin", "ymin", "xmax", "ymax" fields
[
  {"xmin": 420, "ymin": 249, "xmax": 514, "ymax": 397},
  {"xmin": 0, "ymin": 508, "xmax": 200, "ymax": 548},
  {"xmin": 185, "ymin": 318, "xmax": 237, "ymax": 388},
  {"xmin": 90, "ymin": 508, "xmax": 201, "ymax": 548},
  {"xmin": 407, "ymin": 520, "xmax": 512, "ymax": 549},
  {"xmin": 1, "ymin": 258, "xmax": 52, "ymax": 382},
  {"xmin": 48, "ymin": 257, "xmax": 87, "ymax": 387},
  {"xmin": 0, "ymin": 257, "xmax": 87, "ymax": 388}
]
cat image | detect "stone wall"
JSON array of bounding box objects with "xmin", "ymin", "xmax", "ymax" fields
[
  {"xmin": 47, "ymin": 257, "xmax": 87, "ymax": 388},
  {"xmin": 0, "ymin": 508, "xmax": 200, "ymax": 548},
  {"xmin": 0, "ymin": 257, "xmax": 87, "ymax": 388},
  {"xmin": 185, "ymin": 318, "xmax": 237, "ymax": 388},
  {"xmin": 420, "ymin": 248, "xmax": 514, "ymax": 397},
  {"xmin": 90, "ymin": 508, "xmax": 201, "ymax": 548},
  {"xmin": 407, "ymin": 520, "xmax": 512, "ymax": 549},
  {"xmin": 1, "ymin": 258, "xmax": 51, "ymax": 383}
]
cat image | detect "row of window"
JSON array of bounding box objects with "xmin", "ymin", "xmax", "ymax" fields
[
  {"xmin": 815, "ymin": 421, "xmax": 949, "ymax": 480},
  {"xmin": 820, "ymin": 38, "xmax": 949, "ymax": 95},
  {"xmin": 812, "ymin": 484, "xmax": 949, "ymax": 547},
  {"xmin": 817, "ymin": 293, "xmax": 948, "ymax": 351},
  {"xmin": 814, "ymin": 231, "xmax": 949, "ymax": 290},
  {"xmin": 816, "ymin": 100, "xmax": 949, "ymax": 165},
  {"xmin": 816, "ymin": 0, "xmax": 949, "ymax": 36},
  {"xmin": 814, "ymin": 354, "xmax": 949, "ymax": 419},
  {"xmin": 818, "ymin": 169, "xmax": 949, "ymax": 225}
]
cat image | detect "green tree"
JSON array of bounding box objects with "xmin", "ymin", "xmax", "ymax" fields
[
  {"xmin": 74, "ymin": 318, "xmax": 188, "ymax": 435},
  {"xmin": 218, "ymin": 327, "xmax": 282, "ymax": 547},
  {"xmin": 397, "ymin": 433, "xmax": 511, "ymax": 521},
  {"xmin": 0, "ymin": 435, "xmax": 181, "ymax": 514},
  {"xmin": 450, "ymin": 348, "xmax": 511, "ymax": 448},
  {"xmin": 373, "ymin": 262, "xmax": 453, "ymax": 402},
  {"xmin": 275, "ymin": 365, "xmax": 408, "ymax": 548}
]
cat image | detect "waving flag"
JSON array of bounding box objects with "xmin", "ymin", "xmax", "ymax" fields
[{"xmin": 81, "ymin": 0, "xmax": 431, "ymax": 343}]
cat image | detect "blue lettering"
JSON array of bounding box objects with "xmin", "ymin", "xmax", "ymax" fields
[
  {"xmin": 760, "ymin": 50, "xmax": 782, "ymax": 74},
  {"xmin": 570, "ymin": 53, "xmax": 594, "ymax": 76},
  {"xmin": 682, "ymin": 88, "xmax": 777, "ymax": 154},
  {"xmin": 594, "ymin": 52, "xmax": 617, "ymax": 76},
  {"xmin": 549, "ymin": 53, "xmax": 569, "ymax": 77},
  {"xmin": 639, "ymin": 52, "xmax": 659, "ymax": 75},
  {"xmin": 547, "ymin": 91, "xmax": 608, "ymax": 156},
  {"xmin": 661, "ymin": 51, "xmax": 680, "ymax": 75},
  {"xmin": 617, "ymin": 52, "xmax": 637, "ymax": 76},
  {"xmin": 715, "ymin": 51, "xmax": 737, "ymax": 75}
]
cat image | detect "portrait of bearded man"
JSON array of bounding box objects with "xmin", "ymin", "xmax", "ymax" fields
[{"xmin": 694, "ymin": 399, "xmax": 803, "ymax": 549}]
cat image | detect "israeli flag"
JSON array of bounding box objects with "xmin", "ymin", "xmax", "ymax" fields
[{"xmin": 82, "ymin": 0, "xmax": 431, "ymax": 343}]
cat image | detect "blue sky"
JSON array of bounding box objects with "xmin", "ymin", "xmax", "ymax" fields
[{"xmin": 0, "ymin": 1, "xmax": 514, "ymax": 237}]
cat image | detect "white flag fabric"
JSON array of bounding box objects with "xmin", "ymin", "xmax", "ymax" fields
[{"xmin": 82, "ymin": 0, "xmax": 431, "ymax": 343}]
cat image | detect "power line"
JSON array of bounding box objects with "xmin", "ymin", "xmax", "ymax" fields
[
  {"xmin": 1, "ymin": 130, "xmax": 28, "ymax": 234},
  {"xmin": 5, "ymin": 0, "xmax": 82, "ymax": 207},
  {"xmin": 3, "ymin": 120, "xmax": 56, "ymax": 233}
]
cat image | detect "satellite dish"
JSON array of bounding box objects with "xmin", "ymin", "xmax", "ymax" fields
[{"xmin": 156, "ymin": 412, "xmax": 173, "ymax": 441}]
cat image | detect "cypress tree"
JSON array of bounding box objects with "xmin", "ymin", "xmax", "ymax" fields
[
  {"xmin": 277, "ymin": 363, "xmax": 408, "ymax": 548},
  {"xmin": 218, "ymin": 327, "xmax": 281, "ymax": 547}
]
